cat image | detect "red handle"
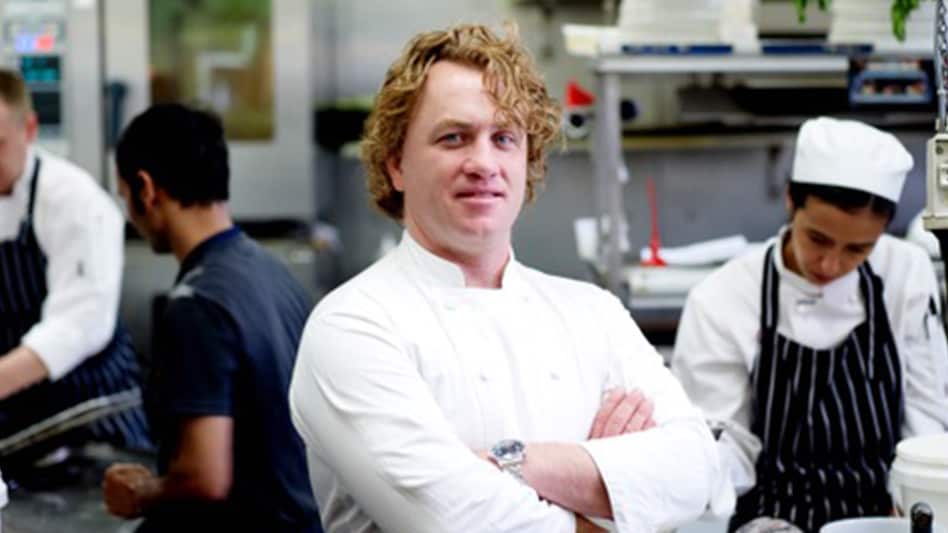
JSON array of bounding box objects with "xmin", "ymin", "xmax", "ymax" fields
[{"xmin": 643, "ymin": 177, "xmax": 666, "ymax": 267}]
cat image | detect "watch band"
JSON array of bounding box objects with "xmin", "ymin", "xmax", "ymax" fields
[
  {"xmin": 489, "ymin": 439, "xmax": 526, "ymax": 484},
  {"xmin": 503, "ymin": 462, "xmax": 525, "ymax": 483}
]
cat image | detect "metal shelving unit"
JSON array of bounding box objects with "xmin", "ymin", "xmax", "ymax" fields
[{"xmin": 590, "ymin": 53, "xmax": 852, "ymax": 296}]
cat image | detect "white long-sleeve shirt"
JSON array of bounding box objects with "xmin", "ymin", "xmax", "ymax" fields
[
  {"xmin": 289, "ymin": 232, "xmax": 718, "ymax": 533},
  {"xmin": 672, "ymin": 228, "xmax": 948, "ymax": 507},
  {"xmin": 0, "ymin": 147, "xmax": 125, "ymax": 380}
]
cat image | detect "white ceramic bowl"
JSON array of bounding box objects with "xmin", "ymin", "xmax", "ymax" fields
[
  {"xmin": 820, "ymin": 517, "xmax": 945, "ymax": 533},
  {"xmin": 821, "ymin": 517, "xmax": 901, "ymax": 533}
]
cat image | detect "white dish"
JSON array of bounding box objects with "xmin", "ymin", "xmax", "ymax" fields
[{"xmin": 821, "ymin": 517, "xmax": 945, "ymax": 533}]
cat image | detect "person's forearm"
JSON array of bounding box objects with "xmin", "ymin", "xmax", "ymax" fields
[
  {"xmin": 135, "ymin": 470, "xmax": 229, "ymax": 514},
  {"xmin": 522, "ymin": 442, "xmax": 612, "ymax": 519},
  {"xmin": 0, "ymin": 345, "xmax": 50, "ymax": 399}
]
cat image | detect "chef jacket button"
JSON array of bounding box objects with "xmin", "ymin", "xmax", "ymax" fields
[
  {"xmin": 479, "ymin": 373, "xmax": 489, "ymax": 382},
  {"xmin": 550, "ymin": 371, "xmax": 560, "ymax": 380}
]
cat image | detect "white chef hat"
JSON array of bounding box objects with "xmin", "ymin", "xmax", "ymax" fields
[{"xmin": 792, "ymin": 116, "xmax": 912, "ymax": 203}]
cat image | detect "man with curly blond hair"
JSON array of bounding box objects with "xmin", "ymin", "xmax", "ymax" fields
[{"xmin": 289, "ymin": 23, "xmax": 717, "ymax": 533}]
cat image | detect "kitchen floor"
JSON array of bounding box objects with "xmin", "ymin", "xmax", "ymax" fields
[{"xmin": 2, "ymin": 445, "xmax": 148, "ymax": 533}]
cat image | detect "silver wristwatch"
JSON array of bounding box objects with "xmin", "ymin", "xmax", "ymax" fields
[{"xmin": 488, "ymin": 439, "xmax": 526, "ymax": 483}]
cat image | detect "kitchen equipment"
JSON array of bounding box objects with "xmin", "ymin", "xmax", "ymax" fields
[
  {"xmin": 820, "ymin": 517, "xmax": 945, "ymax": 533},
  {"xmin": 641, "ymin": 177, "xmax": 666, "ymax": 267},
  {"xmin": 914, "ymin": 502, "xmax": 935, "ymax": 533},
  {"xmin": 891, "ymin": 433, "xmax": 948, "ymax": 525}
]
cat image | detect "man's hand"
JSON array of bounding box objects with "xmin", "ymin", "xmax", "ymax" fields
[
  {"xmin": 103, "ymin": 463, "xmax": 156, "ymax": 518},
  {"xmin": 587, "ymin": 388, "xmax": 656, "ymax": 439}
]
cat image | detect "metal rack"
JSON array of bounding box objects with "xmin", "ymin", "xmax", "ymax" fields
[
  {"xmin": 923, "ymin": 0, "xmax": 948, "ymax": 285},
  {"xmin": 591, "ymin": 54, "xmax": 854, "ymax": 296}
]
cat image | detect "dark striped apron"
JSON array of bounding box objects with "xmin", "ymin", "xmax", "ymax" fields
[
  {"xmin": 731, "ymin": 245, "xmax": 902, "ymax": 533},
  {"xmin": 0, "ymin": 157, "xmax": 150, "ymax": 468}
]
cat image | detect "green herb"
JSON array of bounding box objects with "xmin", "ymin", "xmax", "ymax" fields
[
  {"xmin": 794, "ymin": 0, "xmax": 808, "ymax": 22},
  {"xmin": 892, "ymin": 0, "xmax": 921, "ymax": 41},
  {"xmin": 793, "ymin": 0, "xmax": 924, "ymax": 41}
]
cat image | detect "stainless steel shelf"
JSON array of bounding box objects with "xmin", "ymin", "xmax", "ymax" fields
[
  {"xmin": 595, "ymin": 54, "xmax": 848, "ymax": 75},
  {"xmin": 590, "ymin": 53, "xmax": 854, "ymax": 295},
  {"xmin": 568, "ymin": 132, "xmax": 796, "ymax": 153}
]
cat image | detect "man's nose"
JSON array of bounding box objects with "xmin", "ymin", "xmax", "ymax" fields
[
  {"xmin": 461, "ymin": 137, "xmax": 499, "ymax": 179},
  {"xmin": 819, "ymin": 252, "xmax": 841, "ymax": 277}
]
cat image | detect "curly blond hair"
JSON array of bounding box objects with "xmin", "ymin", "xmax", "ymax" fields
[{"xmin": 361, "ymin": 23, "xmax": 562, "ymax": 221}]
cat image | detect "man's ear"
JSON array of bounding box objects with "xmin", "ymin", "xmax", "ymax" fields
[
  {"xmin": 22, "ymin": 111, "xmax": 38, "ymax": 143},
  {"xmin": 385, "ymin": 155, "xmax": 405, "ymax": 192},
  {"xmin": 784, "ymin": 187, "xmax": 794, "ymax": 214},
  {"xmin": 136, "ymin": 170, "xmax": 158, "ymax": 207}
]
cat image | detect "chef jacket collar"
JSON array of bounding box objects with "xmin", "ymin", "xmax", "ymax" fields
[
  {"xmin": 398, "ymin": 229, "xmax": 525, "ymax": 292},
  {"xmin": 773, "ymin": 224, "xmax": 859, "ymax": 303}
]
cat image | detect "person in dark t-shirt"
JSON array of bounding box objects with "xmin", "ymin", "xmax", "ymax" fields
[{"xmin": 102, "ymin": 103, "xmax": 321, "ymax": 533}]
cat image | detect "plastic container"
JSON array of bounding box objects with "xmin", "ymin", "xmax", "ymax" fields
[
  {"xmin": 891, "ymin": 433, "xmax": 948, "ymax": 527},
  {"xmin": 821, "ymin": 517, "xmax": 945, "ymax": 533}
]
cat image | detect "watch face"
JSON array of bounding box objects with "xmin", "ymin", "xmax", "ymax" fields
[{"xmin": 491, "ymin": 439, "xmax": 525, "ymax": 462}]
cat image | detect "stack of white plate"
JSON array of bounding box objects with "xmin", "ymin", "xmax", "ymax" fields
[
  {"xmin": 829, "ymin": 0, "xmax": 934, "ymax": 54},
  {"xmin": 617, "ymin": 0, "xmax": 724, "ymax": 44},
  {"xmin": 720, "ymin": 0, "xmax": 759, "ymax": 52}
]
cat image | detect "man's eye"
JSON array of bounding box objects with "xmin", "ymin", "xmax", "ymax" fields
[
  {"xmin": 495, "ymin": 133, "xmax": 518, "ymax": 146},
  {"xmin": 440, "ymin": 133, "xmax": 462, "ymax": 144}
]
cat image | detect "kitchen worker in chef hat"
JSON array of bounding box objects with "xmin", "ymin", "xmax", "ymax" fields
[{"xmin": 673, "ymin": 116, "xmax": 948, "ymax": 532}]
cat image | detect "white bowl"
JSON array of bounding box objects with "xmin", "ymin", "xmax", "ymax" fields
[{"xmin": 821, "ymin": 517, "xmax": 945, "ymax": 533}]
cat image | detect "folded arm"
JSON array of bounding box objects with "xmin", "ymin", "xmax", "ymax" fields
[
  {"xmin": 486, "ymin": 291, "xmax": 720, "ymax": 531},
  {"xmin": 476, "ymin": 389, "xmax": 654, "ymax": 519},
  {"xmin": 289, "ymin": 311, "xmax": 578, "ymax": 533},
  {"xmin": 583, "ymin": 291, "xmax": 720, "ymax": 531}
]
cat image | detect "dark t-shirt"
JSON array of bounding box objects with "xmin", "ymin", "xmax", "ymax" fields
[{"xmin": 143, "ymin": 228, "xmax": 321, "ymax": 533}]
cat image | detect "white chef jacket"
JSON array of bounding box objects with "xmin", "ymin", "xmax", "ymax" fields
[
  {"xmin": 0, "ymin": 146, "xmax": 125, "ymax": 380},
  {"xmin": 289, "ymin": 231, "xmax": 719, "ymax": 533},
  {"xmin": 672, "ymin": 227, "xmax": 948, "ymax": 506}
]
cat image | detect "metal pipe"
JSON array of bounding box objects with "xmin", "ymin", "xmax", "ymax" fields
[
  {"xmin": 937, "ymin": 0, "xmax": 948, "ymax": 131},
  {"xmin": 592, "ymin": 70, "xmax": 625, "ymax": 294}
]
